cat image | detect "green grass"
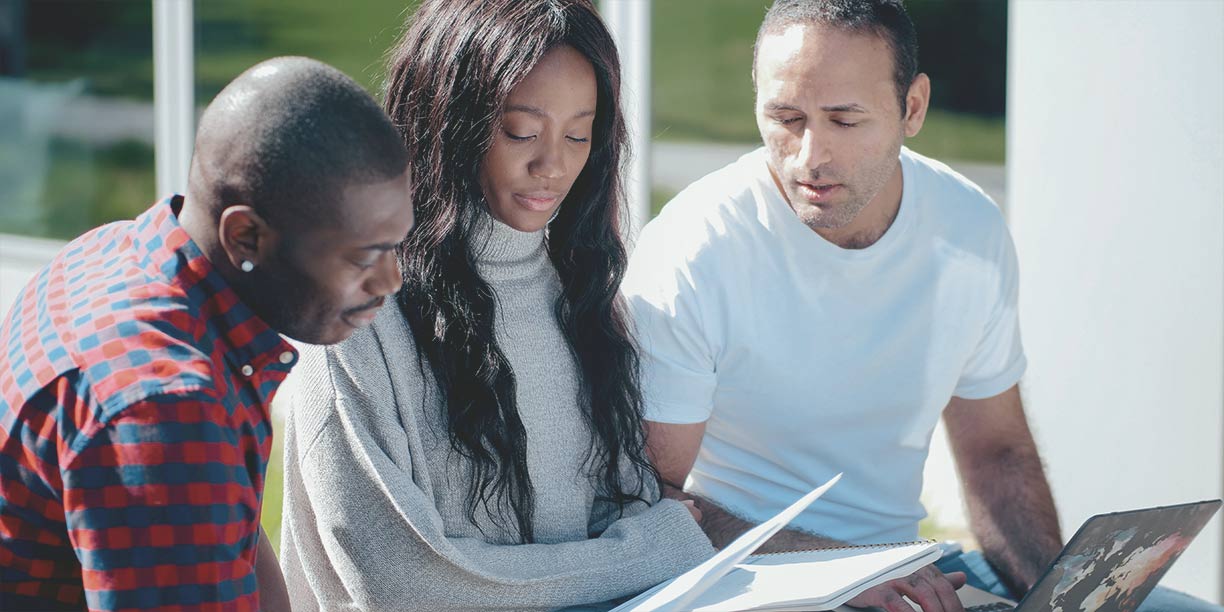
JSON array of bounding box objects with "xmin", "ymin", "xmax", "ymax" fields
[
  {"xmin": 651, "ymin": 0, "xmax": 770, "ymax": 144},
  {"xmin": 909, "ymin": 109, "xmax": 1005, "ymax": 164},
  {"xmin": 261, "ymin": 418, "xmax": 286, "ymax": 552},
  {"xmin": 652, "ymin": 188, "xmax": 678, "ymax": 218}
]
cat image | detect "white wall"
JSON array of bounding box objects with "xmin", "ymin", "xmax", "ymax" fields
[{"xmin": 1008, "ymin": 0, "xmax": 1224, "ymax": 602}]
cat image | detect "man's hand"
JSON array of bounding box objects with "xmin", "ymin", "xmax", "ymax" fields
[{"xmin": 845, "ymin": 565, "xmax": 967, "ymax": 612}]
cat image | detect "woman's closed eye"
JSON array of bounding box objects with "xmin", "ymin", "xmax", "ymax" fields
[{"xmin": 505, "ymin": 131, "xmax": 590, "ymax": 144}]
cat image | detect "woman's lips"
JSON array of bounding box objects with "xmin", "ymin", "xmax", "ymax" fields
[{"xmin": 513, "ymin": 192, "xmax": 562, "ymax": 212}]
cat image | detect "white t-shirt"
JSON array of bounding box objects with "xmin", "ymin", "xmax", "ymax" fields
[{"xmin": 623, "ymin": 147, "xmax": 1025, "ymax": 544}]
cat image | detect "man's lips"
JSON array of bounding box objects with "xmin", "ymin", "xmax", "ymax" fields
[
  {"xmin": 796, "ymin": 181, "xmax": 842, "ymax": 202},
  {"xmin": 343, "ymin": 298, "xmax": 384, "ymax": 326},
  {"xmin": 513, "ymin": 191, "xmax": 562, "ymax": 212}
]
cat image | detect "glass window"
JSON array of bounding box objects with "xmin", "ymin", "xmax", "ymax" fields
[{"xmin": 1, "ymin": 0, "xmax": 155, "ymax": 241}]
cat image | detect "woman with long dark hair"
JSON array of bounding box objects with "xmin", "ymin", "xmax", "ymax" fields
[{"xmin": 278, "ymin": 0, "xmax": 714, "ymax": 609}]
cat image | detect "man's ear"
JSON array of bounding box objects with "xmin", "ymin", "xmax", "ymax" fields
[
  {"xmin": 217, "ymin": 205, "xmax": 274, "ymax": 272},
  {"xmin": 903, "ymin": 73, "xmax": 931, "ymax": 138}
]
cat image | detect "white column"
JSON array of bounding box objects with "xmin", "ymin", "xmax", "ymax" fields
[
  {"xmin": 153, "ymin": 0, "xmax": 194, "ymax": 196},
  {"xmin": 600, "ymin": 0, "xmax": 652, "ymax": 242},
  {"xmin": 1008, "ymin": 0, "xmax": 1224, "ymax": 602}
]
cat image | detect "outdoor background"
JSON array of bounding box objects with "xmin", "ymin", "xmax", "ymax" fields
[{"xmin": 1, "ymin": 0, "xmax": 1007, "ymax": 552}]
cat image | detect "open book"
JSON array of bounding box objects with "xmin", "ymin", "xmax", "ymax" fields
[{"xmin": 612, "ymin": 474, "xmax": 941, "ymax": 611}]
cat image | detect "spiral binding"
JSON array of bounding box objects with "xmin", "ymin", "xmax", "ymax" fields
[{"xmin": 749, "ymin": 538, "xmax": 937, "ymax": 559}]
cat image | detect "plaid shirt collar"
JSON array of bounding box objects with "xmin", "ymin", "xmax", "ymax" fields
[{"xmin": 136, "ymin": 196, "xmax": 298, "ymax": 396}]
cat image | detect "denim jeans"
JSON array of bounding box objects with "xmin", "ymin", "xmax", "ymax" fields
[{"xmin": 936, "ymin": 549, "xmax": 1224, "ymax": 612}]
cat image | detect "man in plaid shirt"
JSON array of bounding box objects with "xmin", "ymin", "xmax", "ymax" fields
[{"xmin": 0, "ymin": 57, "xmax": 413, "ymax": 610}]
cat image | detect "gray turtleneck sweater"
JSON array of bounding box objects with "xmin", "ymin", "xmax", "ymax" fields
[{"xmin": 279, "ymin": 216, "xmax": 714, "ymax": 611}]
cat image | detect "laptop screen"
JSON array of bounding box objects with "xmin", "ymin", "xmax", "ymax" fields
[{"xmin": 1018, "ymin": 500, "xmax": 1221, "ymax": 612}]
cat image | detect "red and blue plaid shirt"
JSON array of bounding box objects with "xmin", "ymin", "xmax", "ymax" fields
[{"xmin": 0, "ymin": 196, "xmax": 297, "ymax": 610}]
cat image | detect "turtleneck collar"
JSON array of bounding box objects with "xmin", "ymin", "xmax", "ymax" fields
[{"xmin": 473, "ymin": 212, "xmax": 550, "ymax": 282}]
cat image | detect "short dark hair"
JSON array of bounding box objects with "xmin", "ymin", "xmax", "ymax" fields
[
  {"xmin": 190, "ymin": 56, "xmax": 409, "ymax": 230},
  {"xmin": 754, "ymin": 0, "xmax": 919, "ymax": 115}
]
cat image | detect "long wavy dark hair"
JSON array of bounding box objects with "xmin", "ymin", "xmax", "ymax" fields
[{"xmin": 384, "ymin": 0, "xmax": 654, "ymax": 543}]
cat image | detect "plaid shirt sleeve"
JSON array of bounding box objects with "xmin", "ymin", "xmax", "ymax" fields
[{"xmin": 62, "ymin": 390, "xmax": 265, "ymax": 611}]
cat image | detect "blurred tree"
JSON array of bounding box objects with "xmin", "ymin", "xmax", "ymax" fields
[
  {"xmin": 24, "ymin": 0, "xmax": 151, "ymax": 97},
  {"xmin": 908, "ymin": 0, "xmax": 1007, "ymax": 117},
  {"xmin": 0, "ymin": 0, "xmax": 24, "ymax": 76}
]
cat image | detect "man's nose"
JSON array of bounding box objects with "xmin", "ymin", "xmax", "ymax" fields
[
  {"xmin": 367, "ymin": 251, "xmax": 402, "ymax": 298},
  {"xmin": 797, "ymin": 126, "xmax": 832, "ymax": 170}
]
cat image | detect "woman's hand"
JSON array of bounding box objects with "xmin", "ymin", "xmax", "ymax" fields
[{"xmin": 681, "ymin": 499, "xmax": 703, "ymax": 522}]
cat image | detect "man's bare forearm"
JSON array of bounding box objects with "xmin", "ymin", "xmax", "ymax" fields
[
  {"xmin": 960, "ymin": 443, "xmax": 1062, "ymax": 596},
  {"xmin": 256, "ymin": 526, "xmax": 291, "ymax": 612},
  {"xmin": 946, "ymin": 388, "xmax": 1063, "ymax": 597},
  {"xmin": 661, "ymin": 483, "xmax": 846, "ymax": 552}
]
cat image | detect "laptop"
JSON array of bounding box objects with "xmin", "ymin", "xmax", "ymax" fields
[{"xmin": 931, "ymin": 499, "xmax": 1222, "ymax": 612}]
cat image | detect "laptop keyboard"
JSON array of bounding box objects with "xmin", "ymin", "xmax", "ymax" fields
[{"xmin": 966, "ymin": 604, "xmax": 1016, "ymax": 612}]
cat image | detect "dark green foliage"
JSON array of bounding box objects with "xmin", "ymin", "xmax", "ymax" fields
[{"xmin": 908, "ymin": 0, "xmax": 1007, "ymax": 116}]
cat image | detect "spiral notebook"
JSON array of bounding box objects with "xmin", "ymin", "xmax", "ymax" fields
[
  {"xmin": 686, "ymin": 540, "xmax": 939, "ymax": 611},
  {"xmin": 612, "ymin": 474, "xmax": 941, "ymax": 611}
]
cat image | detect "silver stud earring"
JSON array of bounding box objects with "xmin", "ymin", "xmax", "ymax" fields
[{"xmin": 240, "ymin": 260, "xmax": 255, "ymax": 273}]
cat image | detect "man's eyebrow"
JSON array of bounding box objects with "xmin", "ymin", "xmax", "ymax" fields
[
  {"xmin": 506, "ymin": 104, "xmax": 597, "ymax": 120},
  {"xmin": 764, "ymin": 102, "xmax": 802, "ymax": 113},
  {"xmin": 821, "ymin": 103, "xmax": 868, "ymax": 113}
]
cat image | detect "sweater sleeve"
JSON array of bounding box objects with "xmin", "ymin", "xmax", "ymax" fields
[{"xmin": 286, "ymin": 316, "xmax": 714, "ymax": 611}]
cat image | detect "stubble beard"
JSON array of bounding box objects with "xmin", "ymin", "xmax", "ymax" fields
[
  {"xmin": 782, "ymin": 156, "xmax": 899, "ymax": 248},
  {"xmin": 240, "ymin": 245, "xmax": 330, "ymax": 344},
  {"xmin": 779, "ymin": 166, "xmax": 868, "ymax": 233},
  {"xmin": 787, "ymin": 182, "xmax": 865, "ymax": 232}
]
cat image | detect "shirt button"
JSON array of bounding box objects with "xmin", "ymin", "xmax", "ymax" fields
[
  {"xmin": 279, "ymin": 351, "xmax": 295, "ymax": 364},
  {"xmin": 241, "ymin": 364, "xmax": 255, "ymax": 377}
]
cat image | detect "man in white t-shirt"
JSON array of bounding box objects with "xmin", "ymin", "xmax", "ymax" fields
[{"xmin": 624, "ymin": 2, "xmax": 1221, "ymax": 612}]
